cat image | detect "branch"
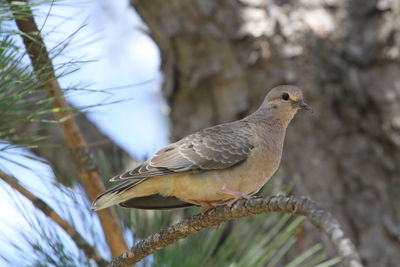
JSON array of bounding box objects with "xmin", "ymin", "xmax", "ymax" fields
[
  {"xmin": 0, "ymin": 171, "xmax": 108, "ymax": 267},
  {"xmin": 109, "ymin": 195, "xmax": 363, "ymax": 267},
  {"xmin": 6, "ymin": 0, "xmax": 128, "ymax": 256}
]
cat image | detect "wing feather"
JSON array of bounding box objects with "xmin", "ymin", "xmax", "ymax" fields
[{"xmin": 110, "ymin": 121, "xmax": 254, "ymax": 182}]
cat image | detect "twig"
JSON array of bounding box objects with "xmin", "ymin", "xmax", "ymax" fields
[
  {"xmin": 0, "ymin": 171, "xmax": 108, "ymax": 267},
  {"xmin": 6, "ymin": 0, "xmax": 128, "ymax": 256},
  {"xmin": 109, "ymin": 195, "xmax": 363, "ymax": 267}
]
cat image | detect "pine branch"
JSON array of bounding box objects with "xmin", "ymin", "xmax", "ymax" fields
[
  {"xmin": 109, "ymin": 195, "xmax": 363, "ymax": 267},
  {"xmin": 6, "ymin": 0, "xmax": 128, "ymax": 256},
  {"xmin": 0, "ymin": 171, "xmax": 108, "ymax": 267}
]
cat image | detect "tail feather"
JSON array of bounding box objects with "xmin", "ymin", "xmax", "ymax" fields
[
  {"xmin": 91, "ymin": 179, "xmax": 140, "ymax": 211},
  {"xmin": 91, "ymin": 177, "xmax": 195, "ymax": 211},
  {"xmin": 91, "ymin": 191, "xmax": 122, "ymax": 211}
]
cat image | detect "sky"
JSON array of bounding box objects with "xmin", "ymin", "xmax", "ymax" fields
[
  {"xmin": 46, "ymin": 0, "xmax": 168, "ymax": 157},
  {"xmin": 0, "ymin": 0, "xmax": 165, "ymax": 264}
]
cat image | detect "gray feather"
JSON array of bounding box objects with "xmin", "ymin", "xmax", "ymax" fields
[{"xmin": 110, "ymin": 120, "xmax": 254, "ymax": 182}]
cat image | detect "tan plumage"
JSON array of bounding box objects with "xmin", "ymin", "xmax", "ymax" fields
[{"xmin": 91, "ymin": 85, "xmax": 310, "ymax": 211}]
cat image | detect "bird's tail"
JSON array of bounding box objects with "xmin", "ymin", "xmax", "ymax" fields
[
  {"xmin": 91, "ymin": 178, "xmax": 194, "ymax": 210},
  {"xmin": 91, "ymin": 180, "xmax": 139, "ymax": 211},
  {"xmin": 91, "ymin": 191, "xmax": 122, "ymax": 211}
]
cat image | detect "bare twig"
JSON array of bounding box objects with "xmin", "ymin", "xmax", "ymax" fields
[
  {"xmin": 109, "ymin": 195, "xmax": 363, "ymax": 267},
  {"xmin": 0, "ymin": 171, "xmax": 108, "ymax": 267},
  {"xmin": 6, "ymin": 0, "xmax": 128, "ymax": 256}
]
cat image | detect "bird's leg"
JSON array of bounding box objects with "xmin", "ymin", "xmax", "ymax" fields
[
  {"xmin": 195, "ymin": 200, "xmax": 215, "ymax": 214},
  {"xmin": 217, "ymin": 187, "xmax": 251, "ymax": 208}
]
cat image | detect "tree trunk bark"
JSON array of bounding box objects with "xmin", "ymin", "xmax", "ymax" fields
[{"xmin": 131, "ymin": 0, "xmax": 400, "ymax": 266}]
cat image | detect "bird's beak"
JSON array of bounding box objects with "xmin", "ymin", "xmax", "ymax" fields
[{"xmin": 294, "ymin": 100, "xmax": 313, "ymax": 112}]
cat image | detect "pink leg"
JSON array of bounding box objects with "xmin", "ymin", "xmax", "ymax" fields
[
  {"xmin": 217, "ymin": 187, "xmax": 251, "ymax": 208},
  {"xmin": 195, "ymin": 200, "xmax": 215, "ymax": 214}
]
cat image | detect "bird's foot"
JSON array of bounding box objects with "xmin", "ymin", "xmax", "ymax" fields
[
  {"xmin": 217, "ymin": 187, "xmax": 251, "ymax": 208},
  {"xmin": 196, "ymin": 200, "xmax": 215, "ymax": 215}
]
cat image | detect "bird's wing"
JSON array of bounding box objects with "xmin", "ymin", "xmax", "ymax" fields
[{"xmin": 110, "ymin": 121, "xmax": 255, "ymax": 182}]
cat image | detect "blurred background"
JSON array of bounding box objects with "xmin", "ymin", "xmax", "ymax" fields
[{"xmin": 1, "ymin": 0, "xmax": 399, "ymax": 266}]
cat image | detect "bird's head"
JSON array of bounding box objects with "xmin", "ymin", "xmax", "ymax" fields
[{"xmin": 260, "ymin": 85, "xmax": 312, "ymax": 122}]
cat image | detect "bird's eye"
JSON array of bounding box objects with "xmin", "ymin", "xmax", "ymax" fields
[{"xmin": 281, "ymin": 93, "xmax": 290, "ymax": 101}]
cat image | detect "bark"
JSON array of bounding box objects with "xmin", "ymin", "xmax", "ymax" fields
[
  {"xmin": 131, "ymin": 0, "xmax": 400, "ymax": 266},
  {"xmin": 7, "ymin": 0, "xmax": 128, "ymax": 257},
  {"xmin": 108, "ymin": 195, "xmax": 362, "ymax": 267}
]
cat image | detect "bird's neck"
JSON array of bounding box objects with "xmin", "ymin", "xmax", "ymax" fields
[
  {"xmin": 243, "ymin": 109, "xmax": 290, "ymax": 155},
  {"xmin": 247, "ymin": 107, "xmax": 295, "ymax": 130}
]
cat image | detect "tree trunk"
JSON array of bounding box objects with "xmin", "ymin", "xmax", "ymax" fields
[{"xmin": 131, "ymin": 0, "xmax": 400, "ymax": 266}]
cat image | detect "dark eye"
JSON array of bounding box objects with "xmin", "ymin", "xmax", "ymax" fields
[{"xmin": 281, "ymin": 93, "xmax": 290, "ymax": 101}]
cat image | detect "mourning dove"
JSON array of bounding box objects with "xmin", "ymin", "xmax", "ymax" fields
[{"xmin": 92, "ymin": 85, "xmax": 310, "ymax": 212}]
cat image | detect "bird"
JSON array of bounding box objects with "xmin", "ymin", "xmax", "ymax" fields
[{"xmin": 91, "ymin": 85, "xmax": 311, "ymax": 212}]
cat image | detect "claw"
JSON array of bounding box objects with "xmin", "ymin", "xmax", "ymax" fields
[{"xmin": 217, "ymin": 187, "xmax": 251, "ymax": 208}]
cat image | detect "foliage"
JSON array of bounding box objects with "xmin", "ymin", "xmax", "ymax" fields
[
  {"xmin": 0, "ymin": 36, "xmax": 49, "ymax": 146},
  {"xmin": 0, "ymin": 1, "xmax": 106, "ymax": 266}
]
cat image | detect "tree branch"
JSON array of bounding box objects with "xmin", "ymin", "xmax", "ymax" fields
[
  {"xmin": 0, "ymin": 171, "xmax": 108, "ymax": 267},
  {"xmin": 109, "ymin": 195, "xmax": 363, "ymax": 267},
  {"xmin": 6, "ymin": 0, "xmax": 128, "ymax": 256}
]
